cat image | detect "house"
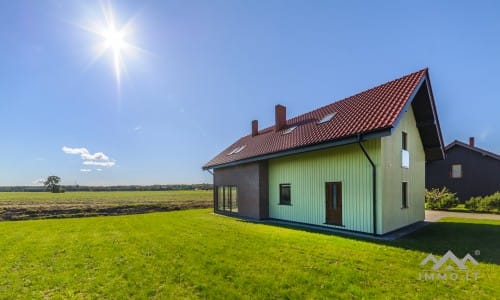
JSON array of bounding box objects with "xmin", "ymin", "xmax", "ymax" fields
[
  {"xmin": 203, "ymin": 69, "xmax": 444, "ymax": 235},
  {"xmin": 426, "ymin": 138, "xmax": 500, "ymax": 202}
]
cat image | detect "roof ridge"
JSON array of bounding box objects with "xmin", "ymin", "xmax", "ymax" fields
[
  {"xmin": 316, "ymin": 68, "xmax": 428, "ymax": 111},
  {"xmin": 253, "ymin": 68, "xmax": 428, "ymax": 133},
  {"xmin": 447, "ymin": 140, "xmax": 500, "ymax": 160},
  {"xmin": 204, "ymin": 68, "xmax": 437, "ymax": 169}
]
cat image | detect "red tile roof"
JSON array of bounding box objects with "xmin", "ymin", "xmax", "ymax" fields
[{"xmin": 204, "ymin": 69, "xmax": 428, "ymax": 169}]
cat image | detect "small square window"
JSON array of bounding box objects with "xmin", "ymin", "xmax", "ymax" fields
[
  {"xmin": 402, "ymin": 182, "xmax": 408, "ymax": 208},
  {"xmin": 451, "ymin": 164, "xmax": 462, "ymax": 178},
  {"xmin": 279, "ymin": 184, "xmax": 291, "ymax": 205}
]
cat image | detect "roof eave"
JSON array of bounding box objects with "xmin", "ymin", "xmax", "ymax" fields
[
  {"xmin": 392, "ymin": 71, "xmax": 445, "ymax": 162},
  {"xmin": 202, "ymin": 127, "xmax": 392, "ymax": 170},
  {"xmin": 446, "ymin": 140, "xmax": 500, "ymax": 161}
]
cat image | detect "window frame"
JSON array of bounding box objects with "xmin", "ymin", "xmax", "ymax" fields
[{"xmin": 279, "ymin": 183, "xmax": 291, "ymax": 205}]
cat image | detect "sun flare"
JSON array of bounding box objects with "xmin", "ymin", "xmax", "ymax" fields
[
  {"xmin": 77, "ymin": 1, "xmax": 142, "ymax": 89},
  {"xmin": 103, "ymin": 28, "xmax": 125, "ymax": 50}
]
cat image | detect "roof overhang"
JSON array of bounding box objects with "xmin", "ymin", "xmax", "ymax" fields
[
  {"xmin": 445, "ymin": 140, "xmax": 500, "ymax": 161},
  {"xmin": 392, "ymin": 72, "xmax": 445, "ymax": 161},
  {"xmin": 202, "ymin": 127, "xmax": 391, "ymax": 170}
]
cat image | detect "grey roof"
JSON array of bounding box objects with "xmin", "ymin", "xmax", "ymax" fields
[{"xmin": 445, "ymin": 140, "xmax": 500, "ymax": 161}]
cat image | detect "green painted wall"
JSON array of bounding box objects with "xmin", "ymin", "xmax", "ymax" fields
[
  {"xmin": 268, "ymin": 139, "xmax": 380, "ymax": 233},
  {"xmin": 380, "ymin": 106, "xmax": 426, "ymax": 233},
  {"xmin": 267, "ymin": 107, "xmax": 425, "ymax": 234}
]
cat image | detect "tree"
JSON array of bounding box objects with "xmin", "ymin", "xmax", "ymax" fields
[{"xmin": 44, "ymin": 176, "xmax": 61, "ymax": 193}]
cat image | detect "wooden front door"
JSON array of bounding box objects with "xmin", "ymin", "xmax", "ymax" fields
[{"xmin": 325, "ymin": 182, "xmax": 342, "ymax": 225}]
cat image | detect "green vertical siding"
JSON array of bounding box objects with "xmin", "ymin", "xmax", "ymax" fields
[
  {"xmin": 380, "ymin": 106, "xmax": 426, "ymax": 233},
  {"xmin": 268, "ymin": 140, "xmax": 380, "ymax": 233}
]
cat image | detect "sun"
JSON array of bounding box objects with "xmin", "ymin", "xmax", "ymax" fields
[
  {"xmin": 99, "ymin": 25, "xmax": 127, "ymax": 86},
  {"xmin": 103, "ymin": 27, "xmax": 125, "ymax": 51},
  {"xmin": 77, "ymin": 1, "xmax": 142, "ymax": 89}
]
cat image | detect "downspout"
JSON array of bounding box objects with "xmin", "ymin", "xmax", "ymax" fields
[{"xmin": 357, "ymin": 135, "xmax": 377, "ymax": 235}]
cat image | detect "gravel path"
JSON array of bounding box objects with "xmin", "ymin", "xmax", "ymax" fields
[{"xmin": 425, "ymin": 210, "xmax": 500, "ymax": 222}]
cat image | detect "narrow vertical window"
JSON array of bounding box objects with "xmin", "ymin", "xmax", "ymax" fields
[
  {"xmin": 451, "ymin": 164, "xmax": 462, "ymax": 178},
  {"xmin": 401, "ymin": 131, "xmax": 409, "ymax": 168},
  {"xmin": 402, "ymin": 132, "xmax": 408, "ymax": 150},
  {"xmin": 402, "ymin": 182, "xmax": 408, "ymax": 208},
  {"xmin": 217, "ymin": 186, "xmax": 224, "ymax": 211},
  {"xmin": 279, "ymin": 184, "xmax": 291, "ymax": 205},
  {"xmin": 230, "ymin": 186, "xmax": 238, "ymax": 213}
]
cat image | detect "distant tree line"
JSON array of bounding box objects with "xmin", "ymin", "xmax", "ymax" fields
[{"xmin": 0, "ymin": 184, "xmax": 213, "ymax": 192}]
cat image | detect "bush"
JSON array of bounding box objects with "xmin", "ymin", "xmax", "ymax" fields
[
  {"xmin": 465, "ymin": 196, "xmax": 481, "ymax": 211},
  {"xmin": 425, "ymin": 187, "xmax": 459, "ymax": 209},
  {"xmin": 465, "ymin": 191, "xmax": 500, "ymax": 213}
]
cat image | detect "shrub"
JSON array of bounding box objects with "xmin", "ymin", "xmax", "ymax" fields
[
  {"xmin": 465, "ymin": 191, "xmax": 500, "ymax": 213},
  {"xmin": 425, "ymin": 187, "xmax": 459, "ymax": 209},
  {"xmin": 465, "ymin": 196, "xmax": 481, "ymax": 211}
]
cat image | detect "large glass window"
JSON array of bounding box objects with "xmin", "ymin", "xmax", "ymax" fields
[
  {"xmin": 230, "ymin": 187, "xmax": 238, "ymax": 213},
  {"xmin": 217, "ymin": 186, "xmax": 224, "ymax": 211},
  {"xmin": 279, "ymin": 184, "xmax": 291, "ymax": 205},
  {"xmin": 215, "ymin": 185, "xmax": 238, "ymax": 213}
]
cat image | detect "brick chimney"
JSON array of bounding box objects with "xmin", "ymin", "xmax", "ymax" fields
[
  {"xmin": 251, "ymin": 120, "xmax": 258, "ymax": 137},
  {"xmin": 275, "ymin": 104, "xmax": 286, "ymax": 132},
  {"xmin": 469, "ymin": 137, "xmax": 475, "ymax": 147}
]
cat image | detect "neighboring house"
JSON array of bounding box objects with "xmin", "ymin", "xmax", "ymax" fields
[
  {"xmin": 203, "ymin": 69, "xmax": 444, "ymax": 235},
  {"xmin": 426, "ymin": 138, "xmax": 500, "ymax": 202}
]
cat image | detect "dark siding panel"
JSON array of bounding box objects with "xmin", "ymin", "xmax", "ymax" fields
[
  {"xmin": 214, "ymin": 162, "xmax": 268, "ymax": 219},
  {"xmin": 259, "ymin": 161, "xmax": 269, "ymax": 219},
  {"xmin": 426, "ymin": 146, "xmax": 500, "ymax": 202}
]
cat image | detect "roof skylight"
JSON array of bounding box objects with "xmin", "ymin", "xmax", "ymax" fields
[
  {"xmin": 283, "ymin": 125, "xmax": 298, "ymax": 135},
  {"xmin": 227, "ymin": 145, "xmax": 246, "ymax": 155},
  {"xmin": 318, "ymin": 112, "xmax": 337, "ymax": 124},
  {"xmin": 234, "ymin": 145, "xmax": 246, "ymax": 153}
]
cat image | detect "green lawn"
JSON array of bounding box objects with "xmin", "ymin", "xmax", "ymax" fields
[
  {"xmin": 0, "ymin": 209, "xmax": 498, "ymax": 299},
  {"xmin": 0, "ymin": 191, "xmax": 212, "ymax": 220}
]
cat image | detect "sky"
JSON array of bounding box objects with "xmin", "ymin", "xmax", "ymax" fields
[{"xmin": 0, "ymin": 0, "xmax": 499, "ymax": 186}]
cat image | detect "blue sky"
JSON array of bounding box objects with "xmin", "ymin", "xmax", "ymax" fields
[{"xmin": 0, "ymin": 1, "xmax": 499, "ymax": 186}]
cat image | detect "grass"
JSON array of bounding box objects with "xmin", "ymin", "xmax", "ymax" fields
[
  {"xmin": 0, "ymin": 190, "xmax": 212, "ymax": 220},
  {"xmin": 0, "ymin": 209, "xmax": 498, "ymax": 299}
]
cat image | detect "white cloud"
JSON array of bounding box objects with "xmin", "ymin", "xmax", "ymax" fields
[
  {"xmin": 62, "ymin": 146, "xmax": 109, "ymax": 161},
  {"xmin": 83, "ymin": 161, "xmax": 115, "ymax": 167},
  {"xmin": 133, "ymin": 126, "xmax": 142, "ymax": 131},
  {"xmin": 32, "ymin": 178, "xmax": 45, "ymax": 185},
  {"xmin": 62, "ymin": 146, "xmax": 89, "ymax": 155},
  {"xmin": 63, "ymin": 146, "xmax": 116, "ymax": 169},
  {"xmin": 82, "ymin": 152, "xmax": 109, "ymax": 161},
  {"xmin": 96, "ymin": 168, "xmax": 103, "ymax": 171}
]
